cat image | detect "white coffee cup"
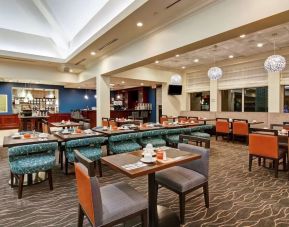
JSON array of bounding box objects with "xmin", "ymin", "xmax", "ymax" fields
[{"xmin": 144, "ymin": 153, "xmax": 153, "ymax": 162}]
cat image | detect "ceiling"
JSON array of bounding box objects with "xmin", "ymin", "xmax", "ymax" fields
[
  {"xmin": 0, "ymin": 0, "xmax": 144, "ymax": 62},
  {"xmin": 154, "ymin": 22, "xmax": 289, "ymax": 70},
  {"xmin": 67, "ymin": 0, "xmax": 216, "ymax": 67}
]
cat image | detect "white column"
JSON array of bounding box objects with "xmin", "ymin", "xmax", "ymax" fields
[
  {"xmin": 268, "ymin": 72, "xmax": 281, "ymax": 112},
  {"xmin": 210, "ymin": 80, "xmax": 218, "ymax": 112},
  {"xmin": 96, "ymin": 74, "xmax": 110, "ymax": 126}
]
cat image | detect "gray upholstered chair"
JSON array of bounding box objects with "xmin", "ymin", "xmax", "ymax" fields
[
  {"xmin": 74, "ymin": 150, "xmax": 148, "ymax": 227},
  {"xmin": 155, "ymin": 140, "xmax": 210, "ymax": 224}
]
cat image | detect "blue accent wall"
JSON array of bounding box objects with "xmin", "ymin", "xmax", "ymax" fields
[
  {"xmin": 0, "ymin": 82, "xmax": 96, "ymax": 114},
  {"xmin": 148, "ymin": 88, "xmax": 156, "ymax": 122}
]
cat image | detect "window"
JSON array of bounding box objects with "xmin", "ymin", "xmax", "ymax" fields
[
  {"xmin": 190, "ymin": 92, "xmax": 210, "ymax": 111},
  {"xmin": 221, "ymin": 89, "xmax": 242, "ymax": 112},
  {"xmin": 244, "ymin": 87, "xmax": 268, "ymax": 112},
  {"xmin": 220, "ymin": 87, "xmax": 268, "ymax": 112}
]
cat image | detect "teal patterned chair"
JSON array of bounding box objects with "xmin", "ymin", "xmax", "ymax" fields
[
  {"xmin": 8, "ymin": 142, "xmax": 58, "ymax": 199},
  {"xmin": 138, "ymin": 129, "xmax": 167, "ymax": 148},
  {"xmin": 190, "ymin": 125, "xmax": 213, "ymax": 140},
  {"xmin": 108, "ymin": 132, "xmax": 141, "ymax": 154},
  {"xmin": 65, "ymin": 137, "xmax": 107, "ymax": 176},
  {"xmin": 164, "ymin": 128, "xmax": 187, "ymax": 147}
]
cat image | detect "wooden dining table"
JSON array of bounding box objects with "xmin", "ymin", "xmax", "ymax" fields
[{"xmin": 101, "ymin": 148, "xmax": 201, "ymax": 227}]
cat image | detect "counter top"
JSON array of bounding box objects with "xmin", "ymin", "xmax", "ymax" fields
[{"xmin": 19, "ymin": 116, "xmax": 50, "ymax": 119}]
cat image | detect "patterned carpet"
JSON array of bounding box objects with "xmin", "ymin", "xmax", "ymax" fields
[{"xmin": 1, "ymin": 140, "xmax": 289, "ymax": 227}]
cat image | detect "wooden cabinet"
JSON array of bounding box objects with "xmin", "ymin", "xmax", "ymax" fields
[{"xmin": 0, "ymin": 114, "xmax": 20, "ymax": 130}]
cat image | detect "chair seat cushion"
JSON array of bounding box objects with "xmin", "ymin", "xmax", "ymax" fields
[
  {"xmin": 165, "ymin": 135, "xmax": 179, "ymax": 144},
  {"xmin": 9, "ymin": 154, "xmax": 55, "ymax": 175},
  {"xmin": 139, "ymin": 137, "xmax": 166, "ymax": 147},
  {"xmin": 66, "ymin": 147, "xmax": 102, "ymax": 162},
  {"xmin": 110, "ymin": 141, "xmax": 141, "ymax": 154},
  {"xmin": 155, "ymin": 166, "xmax": 207, "ymax": 192},
  {"xmin": 190, "ymin": 132, "xmax": 210, "ymax": 139},
  {"xmin": 101, "ymin": 182, "xmax": 147, "ymax": 225}
]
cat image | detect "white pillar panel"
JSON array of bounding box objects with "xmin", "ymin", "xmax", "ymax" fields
[
  {"xmin": 96, "ymin": 74, "xmax": 110, "ymax": 126},
  {"xmin": 210, "ymin": 80, "xmax": 218, "ymax": 112},
  {"xmin": 268, "ymin": 72, "xmax": 281, "ymax": 113},
  {"xmin": 162, "ymin": 83, "xmax": 181, "ymax": 116}
]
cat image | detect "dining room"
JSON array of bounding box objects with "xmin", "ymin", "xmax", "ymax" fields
[{"xmin": 1, "ymin": 1, "xmax": 289, "ymax": 227}]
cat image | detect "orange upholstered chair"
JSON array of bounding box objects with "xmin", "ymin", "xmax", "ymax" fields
[
  {"xmin": 160, "ymin": 115, "xmax": 168, "ymax": 124},
  {"xmin": 215, "ymin": 118, "xmax": 230, "ymax": 141},
  {"xmin": 188, "ymin": 117, "xmax": 199, "ymax": 124},
  {"xmin": 178, "ymin": 116, "xmax": 188, "ymax": 123},
  {"xmin": 232, "ymin": 119, "xmax": 249, "ymax": 144},
  {"xmin": 108, "ymin": 119, "xmax": 117, "ymax": 128},
  {"xmin": 249, "ymin": 128, "xmax": 286, "ymax": 178},
  {"xmin": 74, "ymin": 150, "xmax": 148, "ymax": 227},
  {"xmin": 102, "ymin": 118, "xmax": 109, "ymax": 127}
]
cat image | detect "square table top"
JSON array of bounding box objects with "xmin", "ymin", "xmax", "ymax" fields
[
  {"xmin": 53, "ymin": 131, "xmax": 104, "ymax": 141},
  {"xmin": 3, "ymin": 134, "xmax": 59, "ymax": 148},
  {"xmin": 49, "ymin": 121, "xmax": 81, "ymax": 127},
  {"xmin": 92, "ymin": 128, "xmax": 135, "ymax": 135},
  {"xmin": 101, "ymin": 148, "xmax": 201, "ymax": 178}
]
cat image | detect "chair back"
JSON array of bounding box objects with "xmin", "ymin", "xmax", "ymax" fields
[
  {"xmin": 102, "ymin": 118, "xmax": 109, "ymax": 127},
  {"xmin": 216, "ymin": 118, "xmax": 230, "ymax": 133},
  {"xmin": 160, "ymin": 116, "xmax": 168, "ymax": 124},
  {"xmin": 178, "ymin": 116, "xmax": 187, "ymax": 123},
  {"xmin": 178, "ymin": 143, "xmax": 209, "ymax": 177},
  {"xmin": 249, "ymin": 128, "xmax": 278, "ymax": 159},
  {"xmin": 74, "ymin": 150, "xmax": 103, "ymax": 226},
  {"xmin": 233, "ymin": 119, "xmax": 249, "ymax": 135},
  {"xmin": 8, "ymin": 142, "xmax": 57, "ymax": 161},
  {"xmin": 188, "ymin": 117, "xmax": 199, "ymax": 123},
  {"xmin": 283, "ymin": 122, "xmax": 289, "ymax": 130},
  {"xmin": 66, "ymin": 137, "xmax": 107, "ymax": 150},
  {"xmin": 42, "ymin": 122, "xmax": 49, "ymax": 133},
  {"xmin": 109, "ymin": 119, "xmax": 117, "ymax": 128}
]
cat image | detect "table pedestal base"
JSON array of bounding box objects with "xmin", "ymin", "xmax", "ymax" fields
[{"xmin": 157, "ymin": 205, "xmax": 180, "ymax": 227}]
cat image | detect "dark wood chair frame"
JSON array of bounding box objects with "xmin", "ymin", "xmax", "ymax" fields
[
  {"xmin": 215, "ymin": 118, "xmax": 231, "ymax": 142},
  {"xmin": 74, "ymin": 150, "xmax": 148, "ymax": 227},
  {"xmin": 232, "ymin": 119, "xmax": 249, "ymax": 145},
  {"xmin": 157, "ymin": 135, "xmax": 210, "ymax": 224},
  {"xmin": 248, "ymin": 128, "xmax": 286, "ymax": 178}
]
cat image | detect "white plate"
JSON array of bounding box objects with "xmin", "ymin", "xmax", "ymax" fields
[
  {"xmin": 11, "ymin": 135, "xmax": 21, "ymax": 139},
  {"xmin": 140, "ymin": 157, "xmax": 156, "ymax": 164}
]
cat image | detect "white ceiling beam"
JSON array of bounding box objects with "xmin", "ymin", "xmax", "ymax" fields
[{"xmin": 32, "ymin": 0, "xmax": 69, "ymax": 56}]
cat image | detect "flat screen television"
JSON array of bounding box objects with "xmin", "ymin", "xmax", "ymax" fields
[{"xmin": 168, "ymin": 85, "xmax": 182, "ymax": 95}]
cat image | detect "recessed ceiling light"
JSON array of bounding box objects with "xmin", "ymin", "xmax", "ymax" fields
[
  {"xmin": 78, "ymin": 86, "xmax": 81, "ymax": 89},
  {"xmin": 182, "ymin": 66, "xmax": 186, "ymax": 69},
  {"xmin": 136, "ymin": 22, "xmax": 143, "ymax": 27},
  {"xmin": 90, "ymin": 51, "xmax": 96, "ymax": 56},
  {"xmin": 257, "ymin": 43, "xmax": 263, "ymax": 47},
  {"xmin": 175, "ymin": 54, "xmax": 180, "ymax": 57},
  {"xmin": 121, "ymin": 81, "xmax": 125, "ymax": 84},
  {"xmin": 240, "ymin": 34, "xmax": 246, "ymax": 38},
  {"xmin": 228, "ymin": 55, "xmax": 234, "ymax": 59},
  {"xmin": 110, "ymin": 83, "xmax": 115, "ymax": 86},
  {"xmin": 155, "ymin": 60, "xmax": 159, "ymax": 64},
  {"xmin": 194, "ymin": 59, "xmax": 199, "ymax": 63},
  {"xmin": 140, "ymin": 82, "xmax": 144, "ymax": 86},
  {"xmin": 69, "ymin": 69, "xmax": 73, "ymax": 73}
]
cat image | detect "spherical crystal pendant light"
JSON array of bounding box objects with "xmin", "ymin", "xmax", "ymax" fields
[
  {"xmin": 207, "ymin": 45, "xmax": 223, "ymax": 80},
  {"xmin": 208, "ymin": 66, "xmax": 223, "ymax": 80},
  {"xmin": 170, "ymin": 74, "xmax": 182, "ymax": 85},
  {"xmin": 264, "ymin": 33, "xmax": 286, "ymax": 73},
  {"xmin": 264, "ymin": 54, "xmax": 286, "ymax": 72}
]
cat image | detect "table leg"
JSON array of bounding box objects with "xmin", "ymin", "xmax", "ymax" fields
[{"xmin": 148, "ymin": 173, "xmax": 157, "ymax": 227}]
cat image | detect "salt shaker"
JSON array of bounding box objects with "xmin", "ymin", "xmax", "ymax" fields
[{"xmin": 163, "ymin": 150, "xmax": 167, "ymax": 161}]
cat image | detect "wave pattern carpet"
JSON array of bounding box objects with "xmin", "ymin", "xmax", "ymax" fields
[{"xmin": 1, "ymin": 140, "xmax": 289, "ymax": 227}]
